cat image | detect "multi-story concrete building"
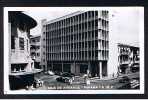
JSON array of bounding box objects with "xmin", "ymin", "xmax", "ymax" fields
[
  {"xmin": 118, "ymin": 43, "xmax": 140, "ymax": 74},
  {"xmin": 30, "ymin": 35, "xmax": 41, "ymax": 69},
  {"xmin": 41, "ymin": 11, "xmax": 109, "ymax": 78},
  {"xmin": 9, "ymin": 11, "xmax": 41, "ymax": 90}
]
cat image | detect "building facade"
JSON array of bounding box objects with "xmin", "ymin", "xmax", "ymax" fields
[
  {"xmin": 9, "ymin": 11, "xmax": 41, "ymax": 90},
  {"xmin": 118, "ymin": 43, "xmax": 140, "ymax": 74},
  {"xmin": 40, "ymin": 19, "xmax": 47, "ymax": 71},
  {"xmin": 41, "ymin": 11, "xmax": 109, "ymax": 78},
  {"xmin": 30, "ymin": 35, "xmax": 41, "ymax": 69}
]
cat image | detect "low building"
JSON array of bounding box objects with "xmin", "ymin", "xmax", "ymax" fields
[
  {"xmin": 30, "ymin": 35, "xmax": 41, "ymax": 69},
  {"xmin": 107, "ymin": 42, "xmax": 140, "ymax": 78},
  {"xmin": 8, "ymin": 11, "xmax": 42, "ymax": 90},
  {"xmin": 118, "ymin": 43, "xmax": 140, "ymax": 74}
]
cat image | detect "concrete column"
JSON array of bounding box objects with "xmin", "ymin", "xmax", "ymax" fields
[
  {"xmin": 74, "ymin": 62, "xmax": 76, "ymax": 73},
  {"xmin": 45, "ymin": 62, "xmax": 48, "ymax": 71},
  {"xmin": 75, "ymin": 63, "xmax": 80, "ymax": 75},
  {"xmin": 99, "ymin": 62, "xmax": 102, "ymax": 78},
  {"xmin": 78, "ymin": 64, "xmax": 80, "ymax": 74},
  {"xmin": 88, "ymin": 61, "xmax": 91, "ymax": 74},
  {"xmin": 62, "ymin": 62, "xmax": 63, "ymax": 72},
  {"xmin": 52, "ymin": 63, "xmax": 53, "ymax": 71},
  {"xmin": 70, "ymin": 63, "xmax": 75, "ymax": 74}
]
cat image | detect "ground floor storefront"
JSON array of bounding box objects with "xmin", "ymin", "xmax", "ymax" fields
[{"xmin": 46, "ymin": 61, "xmax": 108, "ymax": 78}]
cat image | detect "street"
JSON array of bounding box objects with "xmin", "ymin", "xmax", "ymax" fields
[{"xmin": 34, "ymin": 72, "xmax": 139, "ymax": 90}]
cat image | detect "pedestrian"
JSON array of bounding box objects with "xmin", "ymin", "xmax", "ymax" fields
[
  {"xmin": 112, "ymin": 73, "xmax": 114, "ymax": 78},
  {"xmin": 26, "ymin": 85, "xmax": 29, "ymax": 90}
]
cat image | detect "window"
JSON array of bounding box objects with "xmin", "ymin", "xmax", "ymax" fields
[
  {"xmin": 11, "ymin": 24, "xmax": 17, "ymax": 36},
  {"xmin": 37, "ymin": 53, "xmax": 40, "ymax": 56},
  {"xmin": 95, "ymin": 11, "xmax": 98, "ymax": 17},
  {"xmin": 27, "ymin": 40, "xmax": 28, "ymax": 51},
  {"xmin": 19, "ymin": 37, "xmax": 24, "ymax": 50},
  {"xmin": 32, "ymin": 39, "xmax": 35, "ymax": 43},
  {"xmin": 11, "ymin": 36, "xmax": 15, "ymax": 49}
]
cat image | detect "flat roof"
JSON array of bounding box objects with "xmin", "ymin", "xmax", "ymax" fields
[
  {"xmin": 46, "ymin": 11, "xmax": 85, "ymax": 25},
  {"xmin": 118, "ymin": 43, "xmax": 139, "ymax": 48}
]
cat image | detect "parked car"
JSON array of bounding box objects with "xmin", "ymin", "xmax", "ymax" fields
[
  {"xmin": 48, "ymin": 70, "xmax": 55, "ymax": 75},
  {"xmin": 54, "ymin": 71, "xmax": 62, "ymax": 76},
  {"xmin": 130, "ymin": 65, "xmax": 139, "ymax": 73},
  {"xmin": 33, "ymin": 79, "xmax": 43, "ymax": 88},
  {"xmin": 56, "ymin": 72, "xmax": 75, "ymax": 83},
  {"xmin": 44, "ymin": 70, "xmax": 55, "ymax": 75},
  {"xmin": 119, "ymin": 76, "xmax": 130, "ymax": 83}
]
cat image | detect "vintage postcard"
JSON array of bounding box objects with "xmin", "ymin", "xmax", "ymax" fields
[{"xmin": 4, "ymin": 7, "xmax": 144, "ymax": 94}]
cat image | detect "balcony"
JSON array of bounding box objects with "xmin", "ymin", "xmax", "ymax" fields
[
  {"xmin": 119, "ymin": 52, "xmax": 130, "ymax": 55},
  {"xmin": 30, "ymin": 49, "xmax": 36, "ymax": 52},
  {"xmin": 119, "ymin": 61, "xmax": 130, "ymax": 65},
  {"xmin": 133, "ymin": 60, "xmax": 140, "ymax": 64}
]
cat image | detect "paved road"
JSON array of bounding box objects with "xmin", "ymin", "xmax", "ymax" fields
[{"xmin": 34, "ymin": 72, "xmax": 139, "ymax": 90}]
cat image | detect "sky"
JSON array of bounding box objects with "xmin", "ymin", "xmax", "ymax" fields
[{"xmin": 13, "ymin": 7, "xmax": 143, "ymax": 46}]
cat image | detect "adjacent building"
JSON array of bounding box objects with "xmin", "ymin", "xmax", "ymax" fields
[
  {"xmin": 107, "ymin": 41, "xmax": 140, "ymax": 78},
  {"xmin": 41, "ymin": 11, "xmax": 109, "ymax": 78},
  {"xmin": 118, "ymin": 43, "xmax": 140, "ymax": 74},
  {"xmin": 9, "ymin": 11, "xmax": 41, "ymax": 90},
  {"xmin": 30, "ymin": 35, "xmax": 41, "ymax": 69}
]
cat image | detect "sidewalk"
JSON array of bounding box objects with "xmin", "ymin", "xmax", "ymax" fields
[{"xmin": 90, "ymin": 72, "xmax": 139, "ymax": 82}]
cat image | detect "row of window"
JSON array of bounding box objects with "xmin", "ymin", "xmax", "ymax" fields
[
  {"xmin": 30, "ymin": 40, "xmax": 40, "ymax": 44},
  {"xmin": 118, "ymin": 55, "xmax": 140, "ymax": 64},
  {"xmin": 46, "ymin": 50, "xmax": 109, "ymax": 61},
  {"xmin": 46, "ymin": 35, "xmax": 109, "ymax": 47},
  {"xmin": 46, "ymin": 40, "xmax": 109, "ymax": 53},
  {"xmin": 46, "ymin": 31, "xmax": 109, "ymax": 46},
  {"xmin": 31, "ymin": 52, "xmax": 40, "ymax": 57},
  {"xmin": 45, "ymin": 19, "xmax": 109, "ymax": 32},
  {"xmin": 118, "ymin": 46, "xmax": 140, "ymax": 56},
  {"xmin": 11, "ymin": 36, "xmax": 27, "ymax": 51},
  {"xmin": 46, "ymin": 29, "xmax": 109, "ymax": 40},
  {"xmin": 44, "ymin": 11, "xmax": 98, "ymax": 29},
  {"xmin": 30, "ymin": 45, "xmax": 40, "ymax": 50},
  {"xmin": 44, "ymin": 19, "xmax": 108, "ymax": 36},
  {"xmin": 11, "ymin": 64, "xmax": 26, "ymax": 72},
  {"xmin": 44, "ymin": 11, "xmax": 107, "ymax": 30}
]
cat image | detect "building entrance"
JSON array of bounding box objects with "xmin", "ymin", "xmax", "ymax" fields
[
  {"xmin": 63, "ymin": 64, "xmax": 71, "ymax": 73},
  {"xmin": 80, "ymin": 64, "xmax": 88, "ymax": 74}
]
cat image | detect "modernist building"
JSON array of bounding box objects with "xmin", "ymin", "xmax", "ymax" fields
[
  {"xmin": 30, "ymin": 35, "xmax": 41, "ymax": 69},
  {"xmin": 118, "ymin": 43, "xmax": 140, "ymax": 74},
  {"xmin": 9, "ymin": 11, "xmax": 41, "ymax": 90},
  {"xmin": 41, "ymin": 11, "xmax": 109, "ymax": 78}
]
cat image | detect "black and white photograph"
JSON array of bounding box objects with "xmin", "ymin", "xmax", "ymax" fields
[{"xmin": 4, "ymin": 7, "xmax": 144, "ymax": 94}]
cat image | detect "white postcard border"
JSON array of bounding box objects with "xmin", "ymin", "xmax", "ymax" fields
[{"xmin": 4, "ymin": 7, "xmax": 144, "ymax": 94}]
